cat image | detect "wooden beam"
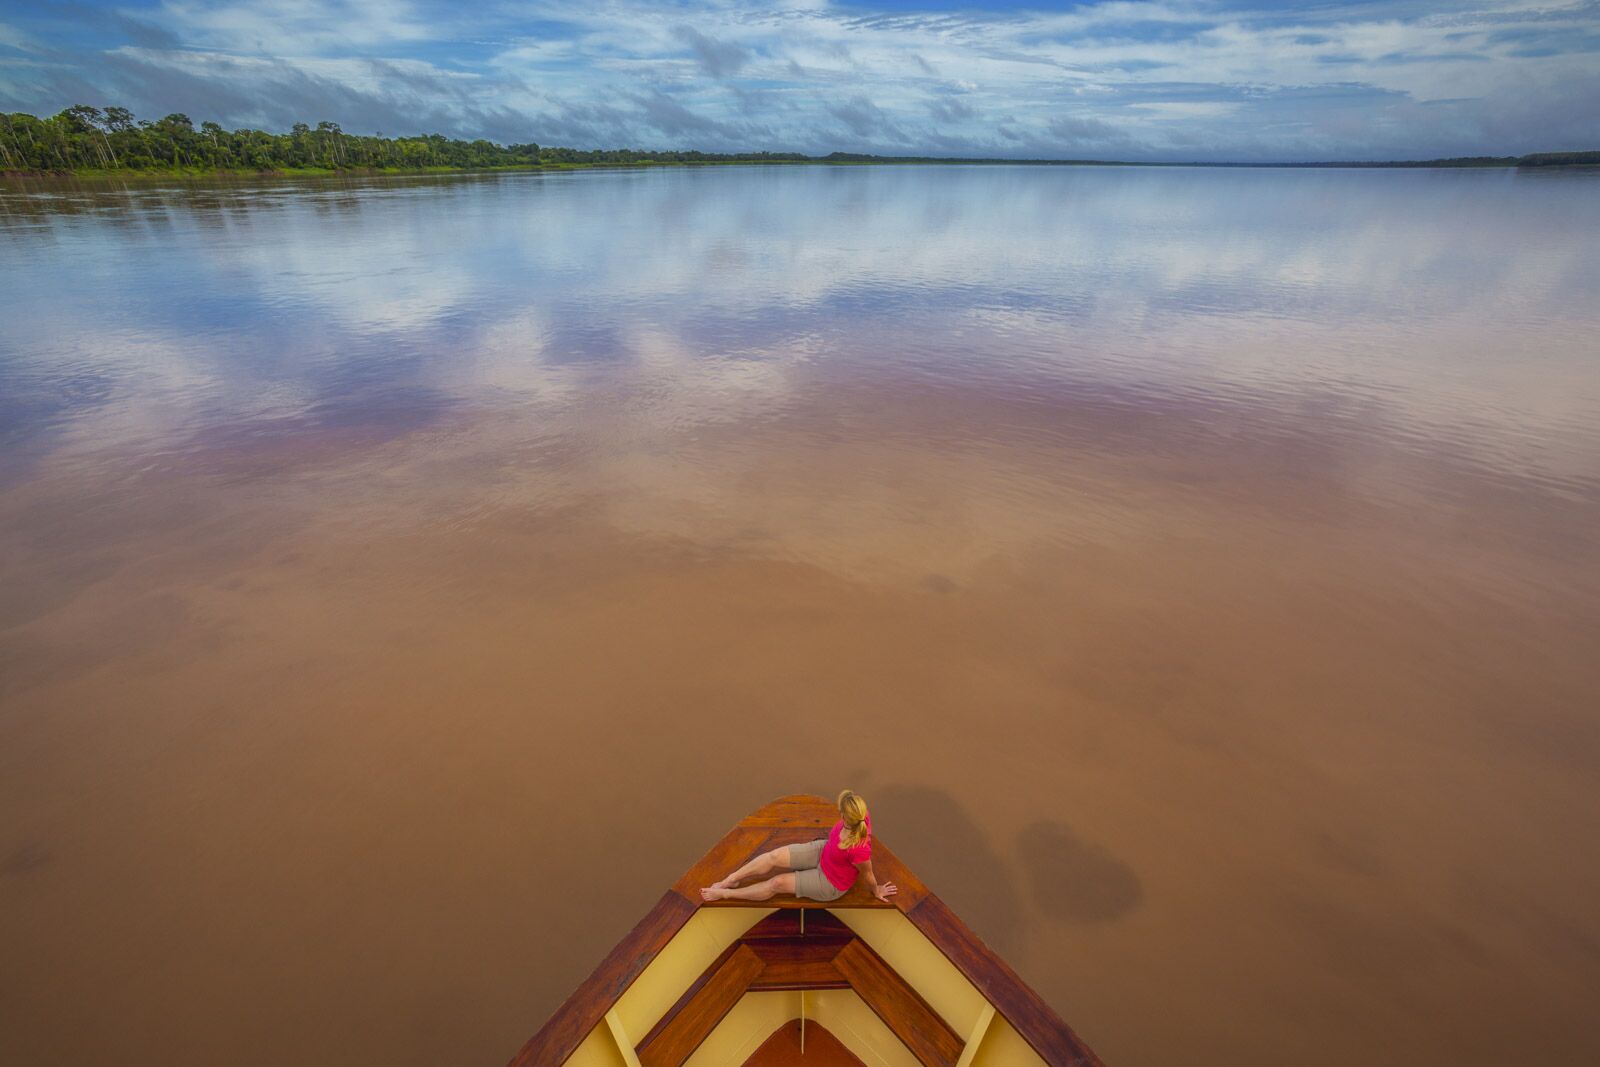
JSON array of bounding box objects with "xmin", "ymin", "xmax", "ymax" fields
[
  {"xmin": 636, "ymin": 943, "xmax": 764, "ymax": 1067},
  {"xmin": 831, "ymin": 939, "xmax": 963, "ymax": 1067}
]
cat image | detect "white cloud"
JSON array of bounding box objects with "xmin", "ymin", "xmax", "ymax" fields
[
  {"xmin": 6, "ymin": 0, "xmax": 1599, "ymax": 159},
  {"xmin": 0, "ymin": 21, "xmax": 38, "ymax": 52},
  {"xmin": 1130, "ymin": 102, "xmax": 1241, "ymax": 120}
]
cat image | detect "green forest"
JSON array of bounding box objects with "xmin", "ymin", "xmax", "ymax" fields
[
  {"xmin": 0, "ymin": 105, "xmax": 812, "ymax": 174},
  {"xmin": 3, "ymin": 105, "xmax": 1597, "ymax": 175}
]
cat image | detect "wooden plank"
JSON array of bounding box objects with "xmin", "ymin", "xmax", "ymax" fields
[
  {"xmin": 635, "ymin": 943, "xmax": 764, "ymax": 1067},
  {"xmin": 740, "ymin": 909, "xmax": 853, "ymax": 941},
  {"xmin": 700, "ymin": 887, "xmax": 895, "ymax": 909},
  {"xmin": 670, "ymin": 826, "xmax": 773, "ymax": 902},
  {"xmin": 748, "ymin": 955, "xmax": 848, "ymax": 991},
  {"xmin": 744, "ymin": 934, "xmax": 850, "ymax": 990},
  {"xmin": 744, "ymin": 938, "xmax": 847, "ymax": 968},
  {"xmin": 866, "ymin": 838, "xmax": 930, "ymax": 911},
  {"xmin": 508, "ymin": 892, "xmax": 695, "ymax": 1067},
  {"xmin": 832, "ymin": 939, "xmax": 963, "ymax": 1067},
  {"xmin": 738, "ymin": 794, "xmax": 841, "ymax": 829},
  {"xmin": 906, "ymin": 895, "xmax": 1104, "ymax": 1067}
]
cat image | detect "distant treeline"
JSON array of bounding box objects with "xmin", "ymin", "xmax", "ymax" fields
[
  {"xmin": 0, "ymin": 106, "xmax": 810, "ymax": 173},
  {"xmin": 1513, "ymin": 151, "xmax": 1600, "ymax": 166},
  {"xmin": 1238, "ymin": 151, "xmax": 1600, "ymax": 168},
  {"xmin": 2, "ymin": 105, "xmax": 1597, "ymax": 175}
]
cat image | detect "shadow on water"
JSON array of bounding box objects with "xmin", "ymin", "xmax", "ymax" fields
[
  {"xmin": 1017, "ymin": 821, "xmax": 1144, "ymax": 924},
  {"xmin": 871, "ymin": 784, "xmax": 1027, "ymax": 955},
  {"xmin": 0, "ymin": 841, "xmax": 51, "ymax": 879}
]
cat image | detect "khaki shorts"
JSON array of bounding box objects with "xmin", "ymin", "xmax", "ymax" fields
[{"xmin": 788, "ymin": 838, "xmax": 847, "ymax": 902}]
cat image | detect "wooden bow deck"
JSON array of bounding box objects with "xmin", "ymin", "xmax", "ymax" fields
[{"xmin": 508, "ymin": 794, "xmax": 1105, "ymax": 1067}]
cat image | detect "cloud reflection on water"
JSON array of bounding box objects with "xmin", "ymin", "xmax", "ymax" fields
[{"xmin": 3, "ymin": 167, "xmax": 1598, "ymax": 468}]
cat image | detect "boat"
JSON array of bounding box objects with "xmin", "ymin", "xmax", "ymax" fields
[{"xmin": 507, "ymin": 794, "xmax": 1106, "ymax": 1067}]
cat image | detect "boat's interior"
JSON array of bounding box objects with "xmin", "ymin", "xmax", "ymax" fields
[{"xmin": 510, "ymin": 795, "xmax": 1103, "ymax": 1067}]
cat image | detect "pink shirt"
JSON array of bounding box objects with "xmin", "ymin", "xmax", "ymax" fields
[{"xmin": 819, "ymin": 817, "xmax": 872, "ymax": 890}]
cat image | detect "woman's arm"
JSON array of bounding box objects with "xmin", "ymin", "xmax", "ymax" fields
[{"xmin": 857, "ymin": 859, "xmax": 898, "ymax": 902}]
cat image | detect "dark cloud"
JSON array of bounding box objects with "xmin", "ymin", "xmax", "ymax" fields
[
  {"xmin": 1046, "ymin": 114, "xmax": 1127, "ymax": 145},
  {"xmin": 928, "ymin": 95, "xmax": 975, "ymax": 123},
  {"xmin": 672, "ymin": 26, "xmax": 749, "ymax": 79},
  {"xmin": 87, "ymin": 4, "xmax": 183, "ymax": 49},
  {"xmin": 827, "ymin": 95, "xmax": 905, "ymax": 142},
  {"xmin": 631, "ymin": 89, "xmax": 745, "ymax": 141},
  {"xmin": 14, "ymin": 0, "xmax": 181, "ymax": 49},
  {"xmin": 517, "ymin": 99, "xmax": 635, "ymax": 148},
  {"xmin": 730, "ymin": 84, "xmax": 793, "ymax": 118}
]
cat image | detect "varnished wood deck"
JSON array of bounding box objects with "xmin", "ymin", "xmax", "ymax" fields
[
  {"xmin": 671, "ymin": 794, "xmax": 926, "ymax": 910},
  {"xmin": 507, "ymin": 794, "xmax": 1105, "ymax": 1067}
]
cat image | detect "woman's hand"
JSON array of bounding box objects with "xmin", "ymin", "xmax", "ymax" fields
[{"xmin": 873, "ymin": 882, "xmax": 898, "ymax": 902}]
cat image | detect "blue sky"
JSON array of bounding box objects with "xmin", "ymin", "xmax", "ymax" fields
[{"xmin": 1, "ymin": 0, "xmax": 1597, "ymax": 160}]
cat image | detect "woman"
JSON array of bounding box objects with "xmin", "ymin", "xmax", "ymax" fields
[{"xmin": 700, "ymin": 790, "xmax": 898, "ymax": 904}]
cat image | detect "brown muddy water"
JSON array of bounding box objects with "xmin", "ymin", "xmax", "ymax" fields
[{"xmin": 1, "ymin": 166, "xmax": 1598, "ymax": 1066}]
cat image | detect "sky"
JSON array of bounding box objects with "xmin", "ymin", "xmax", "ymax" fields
[{"xmin": 1, "ymin": 0, "xmax": 1597, "ymax": 161}]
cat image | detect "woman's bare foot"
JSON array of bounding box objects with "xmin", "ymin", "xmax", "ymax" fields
[
  {"xmin": 711, "ymin": 875, "xmax": 738, "ymax": 890},
  {"xmin": 699, "ymin": 887, "xmax": 730, "ymax": 902}
]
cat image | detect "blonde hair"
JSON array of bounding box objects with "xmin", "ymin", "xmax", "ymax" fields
[{"xmin": 837, "ymin": 789, "xmax": 870, "ymax": 849}]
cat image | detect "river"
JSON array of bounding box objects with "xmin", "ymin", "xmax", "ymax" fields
[{"xmin": 2, "ymin": 164, "xmax": 1598, "ymax": 1066}]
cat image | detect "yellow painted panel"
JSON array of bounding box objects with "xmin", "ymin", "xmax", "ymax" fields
[
  {"xmin": 955, "ymin": 1004, "xmax": 996, "ymax": 1067},
  {"xmin": 684, "ymin": 991, "xmax": 799, "ymax": 1067},
  {"xmin": 808, "ymin": 989, "xmax": 922, "ymax": 1067},
  {"xmin": 612, "ymin": 907, "xmax": 775, "ymax": 1039},
  {"xmin": 967, "ymin": 1013, "xmax": 1049, "ymax": 1067},
  {"xmin": 834, "ymin": 909, "xmax": 988, "ymax": 1040},
  {"xmin": 604, "ymin": 1011, "xmax": 643, "ymax": 1067},
  {"xmin": 562, "ymin": 1022, "xmax": 629, "ymax": 1067}
]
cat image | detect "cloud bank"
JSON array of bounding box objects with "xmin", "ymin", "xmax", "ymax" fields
[{"xmin": 1, "ymin": 0, "xmax": 1597, "ymax": 161}]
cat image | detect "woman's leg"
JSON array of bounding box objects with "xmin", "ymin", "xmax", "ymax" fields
[
  {"xmin": 710, "ymin": 845, "xmax": 794, "ymax": 890},
  {"xmin": 701, "ymin": 872, "xmax": 796, "ymax": 903}
]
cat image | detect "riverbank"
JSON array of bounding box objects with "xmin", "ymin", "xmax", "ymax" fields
[
  {"xmin": 0, "ymin": 160, "xmax": 788, "ymax": 180},
  {"xmin": 3, "ymin": 156, "xmax": 1147, "ymax": 182},
  {"xmin": 6, "ymin": 152, "xmax": 1597, "ymax": 183}
]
